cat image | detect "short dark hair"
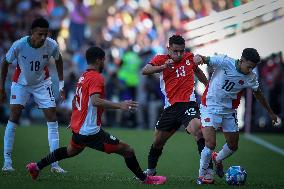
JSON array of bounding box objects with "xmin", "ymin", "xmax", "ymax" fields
[
  {"xmin": 31, "ymin": 17, "xmax": 49, "ymax": 29},
  {"xmin": 85, "ymin": 46, "xmax": 105, "ymax": 65},
  {"xmin": 242, "ymin": 48, "xmax": 260, "ymax": 64},
  {"xmin": 169, "ymin": 35, "xmax": 185, "ymax": 46}
]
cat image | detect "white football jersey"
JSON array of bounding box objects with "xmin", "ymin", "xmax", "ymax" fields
[
  {"xmin": 201, "ymin": 55, "xmax": 259, "ymax": 114},
  {"xmin": 5, "ymin": 36, "xmax": 60, "ymax": 86}
]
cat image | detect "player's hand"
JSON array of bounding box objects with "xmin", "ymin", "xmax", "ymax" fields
[
  {"xmin": 59, "ymin": 88, "xmax": 66, "ymax": 102},
  {"xmin": 0, "ymin": 88, "xmax": 6, "ymax": 104},
  {"xmin": 193, "ymin": 54, "xmax": 204, "ymax": 65},
  {"xmin": 120, "ymin": 100, "xmax": 138, "ymax": 112},
  {"xmin": 269, "ymin": 113, "xmax": 278, "ymax": 126},
  {"xmin": 164, "ymin": 59, "xmax": 174, "ymax": 69}
]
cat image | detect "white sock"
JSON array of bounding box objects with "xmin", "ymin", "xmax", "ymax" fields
[
  {"xmin": 199, "ymin": 146, "xmax": 213, "ymax": 177},
  {"xmin": 216, "ymin": 143, "xmax": 234, "ymax": 162},
  {"xmin": 47, "ymin": 121, "xmax": 59, "ymax": 167},
  {"xmin": 3, "ymin": 121, "xmax": 17, "ymax": 166}
]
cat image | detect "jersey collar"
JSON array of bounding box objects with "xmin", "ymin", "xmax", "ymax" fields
[{"xmin": 235, "ymin": 59, "xmax": 244, "ymax": 74}]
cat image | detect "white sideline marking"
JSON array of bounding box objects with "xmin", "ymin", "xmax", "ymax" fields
[{"xmin": 244, "ymin": 134, "xmax": 284, "ymax": 156}]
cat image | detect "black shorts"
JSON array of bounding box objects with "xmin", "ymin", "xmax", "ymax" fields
[
  {"xmin": 70, "ymin": 129, "xmax": 120, "ymax": 154},
  {"xmin": 156, "ymin": 102, "xmax": 200, "ymax": 132}
]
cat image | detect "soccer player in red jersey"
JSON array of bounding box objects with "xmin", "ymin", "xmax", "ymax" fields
[
  {"xmin": 26, "ymin": 46, "xmax": 166, "ymax": 185},
  {"xmin": 142, "ymin": 35, "xmax": 213, "ymax": 179}
]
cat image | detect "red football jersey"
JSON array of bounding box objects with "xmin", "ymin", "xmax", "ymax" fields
[
  {"xmin": 149, "ymin": 52, "xmax": 197, "ymax": 108},
  {"xmin": 71, "ymin": 69, "xmax": 105, "ymax": 135}
]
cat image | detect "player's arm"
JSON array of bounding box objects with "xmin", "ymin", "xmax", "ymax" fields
[
  {"xmin": 142, "ymin": 64, "xmax": 167, "ymax": 75},
  {"xmin": 55, "ymin": 54, "xmax": 63, "ymax": 81},
  {"xmin": 91, "ymin": 93, "xmax": 138, "ymax": 111},
  {"xmin": 142, "ymin": 59, "xmax": 174, "ymax": 75},
  {"xmin": 193, "ymin": 55, "xmax": 210, "ymax": 65},
  {"xmin": 194, "ymin": 66, "xmax": 208, "ymax": 86},
  {"xmin": 54, "ymin": 54, "xmax": 65, "ymax": 100},
  {"xmin": 0, "ymin": 59, "xmax": 10, "ymax": 103},
  {"xmin": 253, "ymin": 87, "xmax": 278, "ymax": 125},
  {"xmin": 0, "ymin": 59, "xmax": 9, "ymax": 89}
]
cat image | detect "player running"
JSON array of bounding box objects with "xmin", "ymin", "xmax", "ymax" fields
[
  {"xmin": 194, "ymin": 48, "xmax": 278, "ymax": 184},
  {"xmin": 26, "ymin": 46, "xmax": 166, "ymax": 185},
  {"xmin": 0, "ymin": 17, "xmax": 65, "ymax": 173},
  {"xmin": 142, "ymin": 34, "xmax": 213, "ymax": 180}
]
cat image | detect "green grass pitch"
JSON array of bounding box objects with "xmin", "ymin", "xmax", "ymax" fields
[{"xmin": 0, "ymin": 125, "xmax": 283, "ymax": 189}]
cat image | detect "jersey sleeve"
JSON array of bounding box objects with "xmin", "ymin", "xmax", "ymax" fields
[
  {"xmin": 248, "ymin": 72, "xmax": 259, "ymax": 91},
  {"xmin": 149, "ymin": 55, "xmax": 165, "ymax": 66},
  {"xmin": 89, "ymin": 75, "xmax": 104, "ymax": 96},
  {"xmin": 208, "ymin": 54, "xmax": 227, "ymax": 68},
  {"xmin": 5, "ymin": 41, "xmax": 19, "ymax": 64}
]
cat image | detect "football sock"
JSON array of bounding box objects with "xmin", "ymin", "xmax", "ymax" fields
[
  {"xmin": 47, "ymin": 121, "xmax": 60, "ymax": 167},
  {"xmin": 199, "ymin": 146, "xmax": 213, "ymax": 177},
  {"xmin": 148, "ymin": 145, "xmax": 163, "ymax": 169},
  {"xmin": 37, "ymin": 147, "xmax": 68, "ymax": 170},
  {"xmin": 216, "ymin": 143, "xmax": 234, "ymax": 162},
  {"xmin": 3, "ymin": 121, "xmax": 17, "ymax": 165},
  {"xmin": 124, "ymin": 155, "xmax": 147, "ymax": 181},
  {"xmin": 197, "ymin": 138, "xmax": 213, "ymax": 169}
]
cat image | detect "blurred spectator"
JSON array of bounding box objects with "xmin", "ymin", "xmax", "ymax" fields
[
  {"xmin": 68, "ymin": 0, "xmax": 90, "ymax": 52},
  {"xmin": 48, "ymin": 0, "xmax": 68, "ymax": 41}
]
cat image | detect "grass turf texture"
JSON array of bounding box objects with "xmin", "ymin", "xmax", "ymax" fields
[{"xmin": 0, "ymin": 125, "xmax": 283, "ymax": 189}]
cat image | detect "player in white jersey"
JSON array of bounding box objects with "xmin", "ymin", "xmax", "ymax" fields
[
  {"xmin": 0, "ymin": 17, "xmax": 66, "ymax": 173},
  {"xmin": 193, "ymin": 48, "xmax": 278, "ymax": 184}
]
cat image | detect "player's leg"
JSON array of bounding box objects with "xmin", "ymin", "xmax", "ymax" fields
[
  {"xmin": 2, "ymin": 105, "xmax": 24, "ymax": 172},
  {"xmin": 32, "ymin": 81, "xmax": 65, "ymax": 173},
  {"xmin": 145, "ymin": 129, "xmax": 175, "ymax": 176},
  {"xmin": 182, "ymin": 102, "xmax": 214, "ymax": 179},
  {"xmin": 3, "ymin": 82, "xmax": 29, "ymax": 172},
  {"xmin": 186, "ymin": 118, "xmax": 214, "ymax": 178},
  {"xmin": 216, "ymin": 132, "xmax": 239, "ymax": 161},
  {"xmin": 197, "ymin": 126, "xmax": 216, "ymax": 184},
  {"xmin": 145, "ymin": 104, "xmax": 179, "ymax": 176},
  {"xmin": 26, "ymin": 142, "xmax": 84, "ymax": 180},
  {"xmin": 212, "ymin": 114, "xmax": 239, "ymax": 178},
  {"xmin": 87, "ymin": 129, "xmax": 166, "ymax": 185}
]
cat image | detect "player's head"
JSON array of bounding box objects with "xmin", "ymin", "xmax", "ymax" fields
[
  {"xmin": 239, "ymin": 48, "xmax": 260, "ymax": 74},
  {"xmin": 30, "ymin": 17, "xmax": 49, "ymax": 47},
  {"xmin": 167, "ymin": 35, "xmax": 185, "ymax": 62},
  {"xmin": 86, "ymin": 46, "xmax": 105, "ymax": 73}
]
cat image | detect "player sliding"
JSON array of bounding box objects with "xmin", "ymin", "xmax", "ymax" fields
[
  {"xmin": 194, "ymin": 48, "xmax": 278, "ymax": 184},
  {"xmin": 26, "ymin": 46, "xmax": 166, "ymax": 185}
]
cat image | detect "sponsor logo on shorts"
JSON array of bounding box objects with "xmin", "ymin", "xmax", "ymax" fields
[{"xmin": 110, "ymin": 135, "xmax": 116, "ymax": 140}]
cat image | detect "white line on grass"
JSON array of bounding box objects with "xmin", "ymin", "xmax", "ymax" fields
[{"xmin": 244, "ymin": 134, "xmax": 284, "ymax": 156}]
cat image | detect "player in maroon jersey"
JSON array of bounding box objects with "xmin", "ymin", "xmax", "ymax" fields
[
  {"xmin": 26, "ymin": 46, "xmax": 166, "ymax": 185},
  {"xmin": 142, "ymin": 35, "xmax": 213, "ymax": 179}
]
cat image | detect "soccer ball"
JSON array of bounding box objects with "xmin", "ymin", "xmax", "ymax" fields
[{"xmin": 225, "ymin": 166, "xmax": 247, "ymax": 185}]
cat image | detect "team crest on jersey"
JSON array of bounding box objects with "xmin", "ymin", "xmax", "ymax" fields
[
  {"xmin": 12, "ymin": 95, "xmax": 16, "ymax": 99},
  {"xmin": 43, "ymin": 54, "xmax": 48, "ymax": 59},
  {"xmin": 78, "ymin": 76, "xmax": 85, "ymax": 83},
  {"xmin": 238, "ymin": 80, "xmax": 244, "ymax": 85},
  {"xmin": 186, "ymin": 60, "xmax": 190, "ymax": 65}
]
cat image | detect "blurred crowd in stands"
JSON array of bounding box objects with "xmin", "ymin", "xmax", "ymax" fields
[{"xmin": 0, "ymin": 0, "xmax": 283, "ymax": 130}]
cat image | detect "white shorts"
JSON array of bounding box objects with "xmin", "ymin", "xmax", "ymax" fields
[
  {"xmin": 200, "ymin": 106, "xmax": 239, "ymax": 132},
  {"xmin": 10, "ymin": 80, "xmax": 56, "ymax": 109}
]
